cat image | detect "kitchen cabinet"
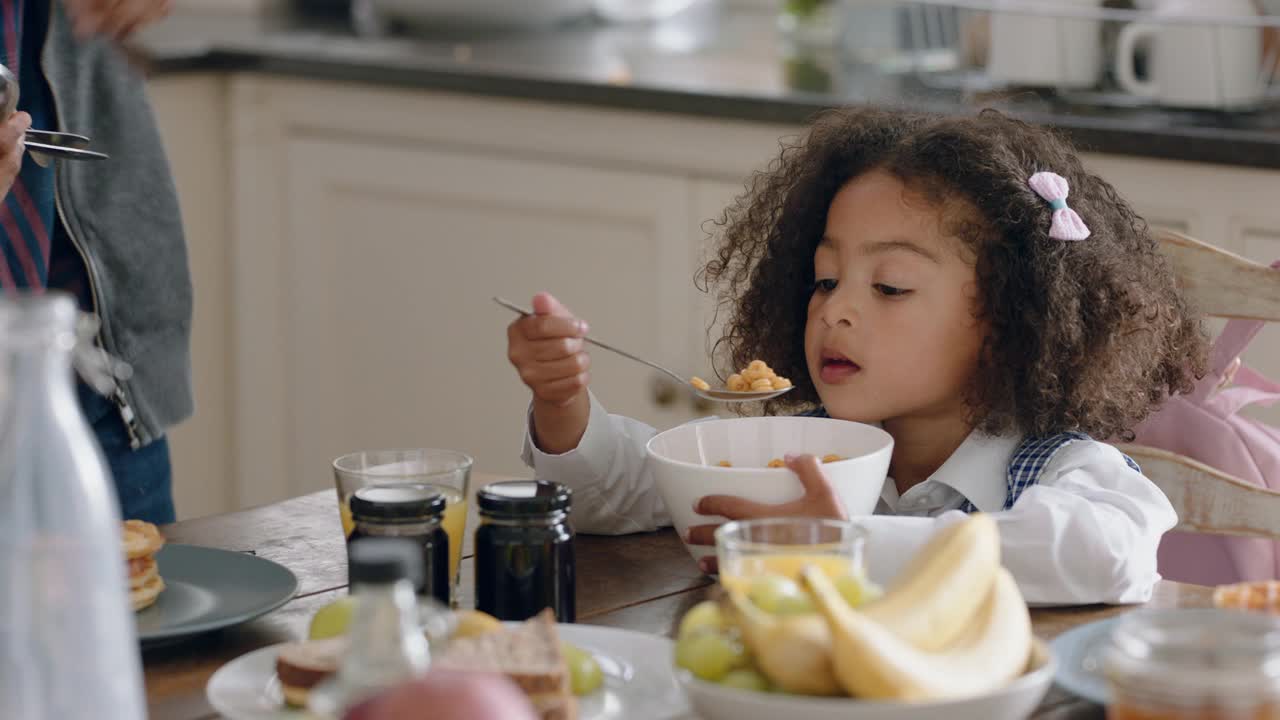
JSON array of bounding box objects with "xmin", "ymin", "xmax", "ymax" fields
[
  {"xmin": 149, "ymin": 73, "xmax": 1280, "ymax": 516},
  {"xmin": 216, "ymin": 77, "xmax": 789, "ymax": 508},
  {"xmin": 1083, "ymin": 153, "xmax": 1280, "ymax": 428},
  {"xmin": 279, "ymin": 137, "xmax": 702, "ymax": 497}
]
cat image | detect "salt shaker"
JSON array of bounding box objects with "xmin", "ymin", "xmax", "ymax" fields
[{"xmin": 309, "ymin": 538, "xmax": 431, "ymax": 717}]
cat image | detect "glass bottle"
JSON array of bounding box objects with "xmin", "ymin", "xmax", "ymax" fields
[
  {"xmin": 475, "ymin": 480, "xmax": 576, "ymax": 622},
  {"xmin": 0, "ymin": 294, "xmax": 146, "ymax": 720},
  {"xmin": 310, "ymin": 538, "xmax": 430, "ymax": 717},
  {"xmin": 1105, "ymin": 608, "xmax": 1280, "ymax": 720}
]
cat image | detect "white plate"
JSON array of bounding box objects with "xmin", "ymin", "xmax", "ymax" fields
[
  {"xmin": 679, "ymin": 640, "xmax": 1056, "ymax": 720},
  {"xmin": 207, "ymin": 623, "xmax": 690, "ymax": 720}
]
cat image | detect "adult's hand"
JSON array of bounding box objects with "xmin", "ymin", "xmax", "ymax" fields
[
  {"xmin": 0, "ymin": 112, "xmax": 31, "ymax": 198},
  {"xmin": 64, "ymin": 0, "xmax": 173, "ymax": 40}
]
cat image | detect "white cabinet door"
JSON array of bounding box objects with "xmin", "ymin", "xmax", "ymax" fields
[{"xmin": 275, "ymin": 136, "xmax": 701, "ymax": 497}]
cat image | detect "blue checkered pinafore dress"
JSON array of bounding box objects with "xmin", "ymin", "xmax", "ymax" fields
[
  {"xmin": 799, "ymin": 409, "xmax": 1140, "ymax": 512},
  {"xmin": 957, "ymin": 432, "xmax": 1142, "ymax": 513}
]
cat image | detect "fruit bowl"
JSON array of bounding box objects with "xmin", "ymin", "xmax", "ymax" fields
[
  {"xmin": 677, "ymin": 639, "xmax": 1056, "ymax": 720},
  {"xmin": 645, "ymin": 417, "xmax": 893, "ymax": 561}
]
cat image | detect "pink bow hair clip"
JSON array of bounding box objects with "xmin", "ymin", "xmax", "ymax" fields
[{"xmin": 1028, "ymin": 171, "xmax": 1090, "ymax": 241}]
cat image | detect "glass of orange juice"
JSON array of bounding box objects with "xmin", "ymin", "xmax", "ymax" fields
[
  {"xmin": 333, "ymin": 449, "xmax": 472, "ymax": 604},
  {"xmin": 715, "ymin": 517, "xmax": 866, "ymax": 594}
]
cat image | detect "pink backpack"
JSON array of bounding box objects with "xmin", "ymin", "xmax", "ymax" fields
[{"xmin": 1131, "ymin": 306, "xmax": 1280, "ymax": 585}]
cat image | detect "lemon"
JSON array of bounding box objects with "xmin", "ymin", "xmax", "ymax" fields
[
  {"xmin": 309, "ymin": 596, "xmax": 356, "ymax": 640},
  {"xmin": 453, "ymin": 609, "xmax": 503, "ymax": 639}
]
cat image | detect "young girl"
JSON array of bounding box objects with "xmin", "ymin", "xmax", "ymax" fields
[{"xmin": 505, "ymin": 108, "xmax": 1208, "ymax": 605}]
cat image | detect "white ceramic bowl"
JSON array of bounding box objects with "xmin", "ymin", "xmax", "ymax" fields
[
  {"xmin": 646, "ymin": 417, "xmax": 893, "ymax": 561},
  {"xmin": 679, "ymin": 640, "xmax": 1057, "ymax": 720},
  {"xmin": 371, "ymin": 0, "xmax": 596, "ymax": 28}
]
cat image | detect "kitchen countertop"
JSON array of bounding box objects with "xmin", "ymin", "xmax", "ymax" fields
[{"xmin": 136, "ymin": 5, "xmax": 1280, "ymax": 169}]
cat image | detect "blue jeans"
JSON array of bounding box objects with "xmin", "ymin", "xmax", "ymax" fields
[{"xmin": 77, "ymin": 383, "xmax": 175, "ymax": 524}]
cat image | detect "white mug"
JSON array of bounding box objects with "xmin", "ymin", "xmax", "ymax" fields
[
  {"xmin": 1115, "ymin": 0, "xmax": 1264, "ymax": 108},
  {"xmin": 987, "ymin": 0, "xmax": 1106, "ymax": 88}
]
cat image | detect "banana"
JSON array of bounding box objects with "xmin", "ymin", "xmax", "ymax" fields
[
  {"xmin": 723, "ymin": 590, "xmax": 842, "ymax": 696},
  {"xmin": 859, "ymin": 514, "xmax": 1001, "ymax": 651},
  {"xmin": 801, "ymin": 565, "xmax": 1033, "ymax": 702}
]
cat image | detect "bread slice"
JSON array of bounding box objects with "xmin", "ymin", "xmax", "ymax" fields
[
  {"xmin": 529, "ymin": 691, "xmax": 578, "ymax": 720},
  {"xmin": 275, "ymin": 636, "xmax": 348, "ymax": 707},
  {"xmin": 436, "ymin": 609, "xmax": 569, "ymax": 697}
]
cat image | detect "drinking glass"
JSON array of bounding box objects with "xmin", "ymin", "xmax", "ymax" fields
[{"xmin": 333, "ymin": 449, "xmax": 473, "ymax": 601}]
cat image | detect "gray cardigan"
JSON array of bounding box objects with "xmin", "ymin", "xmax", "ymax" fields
[{"xmin": 44, "ymin": 1, "xmax": 193, "ymax": 446}]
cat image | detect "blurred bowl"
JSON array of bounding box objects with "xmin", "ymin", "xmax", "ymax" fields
[
  {"xmin": 678, "ymin": 640, "xmax": 1056, "ymax": 720},
  {"xmin": 368, "ymin": 0, "xmax": 596, "ymax": 29},
  {"xmin": 594, "ymin": 0, "xmax": 703, "ymax": 23},
  {"xmin": 646, "ymin": 416, "xmax": 893, "ymax": 561}
]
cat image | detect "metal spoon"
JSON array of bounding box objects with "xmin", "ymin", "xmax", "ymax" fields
[{"xmin": 494, "ymin": 296, "xmax": 795, "ymax": 404}]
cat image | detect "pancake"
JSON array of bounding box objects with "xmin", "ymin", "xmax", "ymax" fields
[
  {"xmin": 122, "ymin": 520, "xmax": 166, "ymax": 612},
  {"xmin": 122, "ymin": 519, "xmax": 164, "ymax": 560},
  {"xmin": 129, "ymin": 556, "xmax": 158, "ymax": 590},
  {"xmin": 131, "ymin": 573, "xmax": 166, "ymax": 612}
]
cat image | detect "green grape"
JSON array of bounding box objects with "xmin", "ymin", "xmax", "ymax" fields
[
  {"xmin": 674, "ymin": 629, "xmax": 748, "ymax": 682},
  {"xmin": 719, "ymin": 668, "xmax": 772, "ymax": 693},
  {"xmin": 747, "ymin": 574, "xmax": 814, "ymax": 616},
  {"xmin": 833, "ymin": 572, "xmax": 884, "ymax": 609},
  {"xmin": 677, "ymin": 600, "xmax": 725, "ymax": 641},
  {"xmin": 308, "ymin": 596, "xmax": 355, "ymax": 640},
  {"xmin": 723, "ymin": 627, "xmax": 753, "ymax": 670},
  {"xmin": 561, "ymin": 642, "xmax": 604, "ymax": 696}
]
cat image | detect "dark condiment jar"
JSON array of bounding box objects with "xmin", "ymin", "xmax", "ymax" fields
[
  {"xmin": 475, "ymin": 480, "xmax": 575, "ymax": 622},
  {"xmin": 348, "ymin": 483, "xmax": 450, "ymax": 606}
]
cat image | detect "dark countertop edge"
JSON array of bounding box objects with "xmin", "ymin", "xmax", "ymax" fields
[{"xmin": 147, "ymin": 51, "xmax": 1280, "ymax": 172}]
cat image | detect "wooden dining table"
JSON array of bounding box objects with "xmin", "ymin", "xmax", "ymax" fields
[{"xmin": 143, "ymin": 473, "xmax": 1213, "ymax": 720}]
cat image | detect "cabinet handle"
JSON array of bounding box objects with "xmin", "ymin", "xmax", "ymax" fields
[
  {"xmin": 651, "ymin": 374, "xmax": 716, "ymax": 414},
  {"xmin": 650, "ymin": 374, "xmax": 679, "ymax": 408}
]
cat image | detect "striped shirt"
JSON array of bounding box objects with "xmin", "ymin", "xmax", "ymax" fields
[{"xmin": 0, "ymin": 0, "xmax": 90, "ymax": 308}]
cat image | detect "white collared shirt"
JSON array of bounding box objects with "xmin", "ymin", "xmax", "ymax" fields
[{"xmin": 521, "ymin": 392, "xmax": 1177, "ymax": 605}]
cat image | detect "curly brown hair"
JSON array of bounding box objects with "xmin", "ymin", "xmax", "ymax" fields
[{"xmin": 699, "ymin": 107, "xmax": 1208, "ymax": 440}]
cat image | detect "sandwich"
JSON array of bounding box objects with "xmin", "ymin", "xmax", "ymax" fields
[
  {"xmin": 275, "ymin": 636, "xmax": 348, "ymax": 708},
  {"xmin": 274, "ymin": 608, "xmax": 578, "ymax": 716},
  {"xmin": 122, "ymin": 519, "xmax": 166, "ymax": 612},
  {"xmin": 436, "ymin": 609, "xmax": 577, "ymax": 720}
]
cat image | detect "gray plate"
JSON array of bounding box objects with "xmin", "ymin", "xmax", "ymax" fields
[{"xmin": 137, "ymin": 544, "xmax": 298, "ymax": 646}]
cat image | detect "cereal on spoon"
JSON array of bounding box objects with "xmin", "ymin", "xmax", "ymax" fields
[{"xmin": 691, "ymin": 359, "xmax": 793, "ymax": 395}]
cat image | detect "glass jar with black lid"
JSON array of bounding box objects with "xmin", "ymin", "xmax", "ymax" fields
[
  {"xmin": 475, "ymin": 480, "xmax": 575, "ymax": 622},
  {"xmin": 348, "ymin": 483, "xmax": 450, "ymax": 606}
]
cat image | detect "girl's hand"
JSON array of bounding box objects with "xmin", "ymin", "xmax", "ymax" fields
[
  {"xmin": 507, "ymin": 292, "xmax": 591, "ymax": 408},
  {"xmin": 686, "ymin": 454, "xmax": 849, "ymax": 574},
  {"xmin": 64, "ymin": 0, "xmax": 174, "ymax": 39}
]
